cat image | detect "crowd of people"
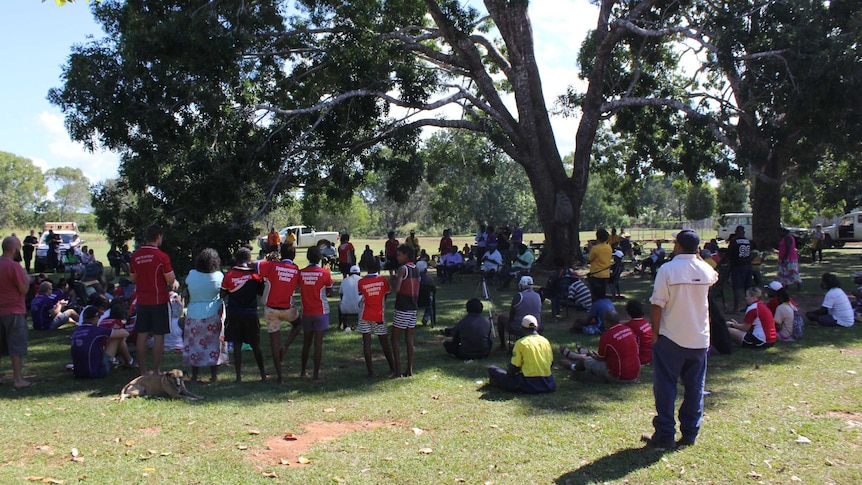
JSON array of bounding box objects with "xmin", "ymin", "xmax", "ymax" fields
[{"xmin": 1, "ymin": 221, "xmax": 859, "ymax": 451}]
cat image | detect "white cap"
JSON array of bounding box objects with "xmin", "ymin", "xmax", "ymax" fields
[
  {"xmin": 518, "ymin": 275, "xmax": 534, "ymax": 288},
  {"xmin": 416, "ymin": 260, "xmax": 428, "ymax": 273},
  {"xmin": 767, "ymin": 281, "xmax": 783, "ymax": 291},
  {"xmin": 521, "ymin": 315, "xmax": 538, "ymax": 329},
  {"xmin": 349, "ymin": 265, "xmax": 360, "ymax": 275}
]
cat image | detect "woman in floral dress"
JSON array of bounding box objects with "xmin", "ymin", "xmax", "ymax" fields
[
  {"xmin": 182, "ymin": 248, "xmax": 228, "ymax": 382},
  {"xmin": 777, "ymin": 229, "xmax": 802, "ymax": 290}
]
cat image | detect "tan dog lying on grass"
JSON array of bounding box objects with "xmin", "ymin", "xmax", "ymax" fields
[{"xmin": 119, "ymin": 369, "xmax": 203, "ymax": 401}]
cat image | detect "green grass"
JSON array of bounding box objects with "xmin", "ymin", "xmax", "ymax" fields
[{"xmin": 2, "ymin": 242, "xmax": 861, "ymax": 483}]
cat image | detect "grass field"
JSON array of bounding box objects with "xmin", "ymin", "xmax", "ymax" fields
[{"xmin": 2, "ymin": 233, "xmax": 861, "ymax": 484}]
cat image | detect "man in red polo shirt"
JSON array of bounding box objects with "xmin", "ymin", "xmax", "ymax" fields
[
  {"xmin": 129, "ymin": 224, "xmax": 177, "ymax": 376},
  {"xmin": 559, "ymin": 309, "xmax": 640, "ymax": 383}
]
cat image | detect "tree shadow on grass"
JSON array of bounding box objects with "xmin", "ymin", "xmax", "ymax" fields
[{"xmin": 555, "ymin": 445, "xmax": 666, "ymax": 484}]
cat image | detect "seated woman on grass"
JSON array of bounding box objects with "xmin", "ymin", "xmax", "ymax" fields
[
  {"xmin": 805, "ymin": 272, "xmax": 855, "ymax": 328},
  {"xmin": 727, "ymin": 287, "xmax": 776, "ymax": 348}
]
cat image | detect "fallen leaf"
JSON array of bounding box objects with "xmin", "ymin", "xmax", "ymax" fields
[
  {"xmin": 383, "ymin": 457, "xmax": 393, "ymax": 461},
  {"xmin": 455, "ymin": 479, "xmax": 466, "ymax": 483},
  {"xmin": 418, "ymin": 448, "xmax": 433, "ymax": 454},
  {"xmin": 125, "ymin": 440, "xmax": 135, "ymax": 447},
  {"xmin": 279, "ymin": 458, "xmax": 290, "ymax": 465},
  {"xmin": 35, "ymin": 445, "xmax": 51, "ymax": 452},
  {"xmin": 333, "ymin": 478, "xmax": 346, "ymax": 483},
  {"xmin": 747, "ymin": 470, "xmax": 762, "ymax": 478},
  {"xmin": 420, "ymin": 409, "xmax": 428, "ymax": 415},
  {"xmin": 795, "ymin": 436, "xmax": 812, "ymax": 444},
  {"xmin": 283, "ymin": 433, "xmax": 298, "ymax": 441},
  {"xmin": 41, "ymin": 479, "xmax": 64, "ymax": 484},
  {"xmin": 24, "ymin": 477, "xmax": 44, "ymax": 482},
  {"xmin": 791, "ymin": 476, "xmax": 802, "ymax": 481},
  {"xmin": 142, "ymin": 468, "xmax": 155, "ymax": 473},
  {"xmin": 262, "ymin": 471, "xmax": 278, "ymax": 478},
  {"xmin": 71, "ymin": 457, "xmax": 84, "ymax": 463},
  {"xmin": 431, "ymin": 395, "xmax": 440, "ymax": 400},
  {"xmin": 412, "ymin": 427, "xmax": 425, "ymax": 435},
  {"xmin": 237, "ymin": 445, "xmax": 248, "ymax": 450},
  {"xmin": 324, "ymin": 408, "xmax": 336, "ymax": 413},
  {"xmin": 298, "ymin": 456, "xmax": 311, "ymax": 464},
  {"xmin": 70, "ymin": 448, "xmax": 79, "ymax": 457},
  {"xmin": 847, "ymin": 370, "xmax": 857, "ymax": 375},
  {"xmin": 138, "ymin": 455, "xmax": 152, "ymax": 461},
  {"xmin": 249, "ymin": 430, "xmax": 261, "ymax": 435},
  {"xmin": 148, "ymin": 450, "xmax": 158, "ymax": 455},
  {"xmin": 160, "ymin": 452, "xmax": 171, "ymax": 456}
]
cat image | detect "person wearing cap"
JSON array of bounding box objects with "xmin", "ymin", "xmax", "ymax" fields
[
  {"xmin": 764, "ymin": 281, "xmax": 785, "ymax": 314},
  {"xmin": 338, "ymin": 264, "xmax": 363, "ymax": 331},
  {"xmin": 256, "ymin": 244, "xmax": 302, "ymax": 384},
  {"xmin": 443, "ymin": 298, "xmax": 493, "ymax": 360},
  {"xmin": 644, "ymin": 229, "xmax": 718, "ymax": 450},
  {"xmin": 559, "ymin": 309, "xmax": 640, "ymax": 383},
  {"xmin": 727, "ymin": 225, "xmax": 754, "ymax": 312},
  {"xmin": 405, "ymin": 231, "xmax": 421, "ymax": 260},
  {"xmin": 497, "ymin": 243, "xmax": 535, "ymax": 291},
  {"xmin": 495, "ymin": 276, "xmax": 543, "ymax": 350},
  {"xmin": 70, "ymin": 305, "xmax": 132, "ymax": 378},
  {"xmin": 487, "ymin": 315, "xmax": 555, "ymax": 393}
]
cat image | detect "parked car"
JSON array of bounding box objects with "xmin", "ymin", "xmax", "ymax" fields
[
  {"xmin": 822, "ymin": 211, "xmax": 862, "ymax": 248},
  {"xmin": 34, "ymin": 222, "xmax": 81, "ymax": 273},
  {"xmin": 716, "ymin": 213, "xmax": 811, "ymax": 245},
  {"xmin": 257, "ymin": 225, "xmax": 339, "ymax": 255}
]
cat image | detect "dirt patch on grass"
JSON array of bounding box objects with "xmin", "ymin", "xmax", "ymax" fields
[{"xmin": 249, "ymin": 420, "xmax": 401, "ymax": 468}]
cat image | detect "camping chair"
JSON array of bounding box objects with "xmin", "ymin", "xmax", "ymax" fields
[{"xmin": 417, "ymin": 283, "xmax": 437, "ymax": 327}]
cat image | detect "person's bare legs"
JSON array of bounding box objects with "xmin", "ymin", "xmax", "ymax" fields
[
  {"xmin": 312, "ymin": 330, "xmax": 324, "ymax": 382},
  {"xmin": 281, "ymin": 321, "xmax": 302, "ymax": 363},
  {"xmin": 233, "ymin": 341, "xmax": 243, "ymax": 383},
  {"xmin": 269, "ymin": 331, "xmax": 283, "ymax": 383},
  {"xmin": 390, "ymin": 327, "xmax": 402, "ymax": 377},
  {"xmin": 251, "ymin": 343, "xmax": 267, "ymax": 381},
  {"xmin": 11, "ymin": 355, "xmax": 31, "ymax": 388},
  {"xmin": 379, "ymin": 334, "xmax": 395, "ymax": 374},
  {"xmin": 300, "ymin": 330, "xmax": 313, "ymax": 379},
  {"xmin": 362, "ymin": 333, "xmax": 374, "ymax": 377},
  {"xmin": 727, "ymin": 327, "xmax": 745, "ymax": 345},
  {"xmin": 405, "ymin": 328, "xmax": 415, "ymax": 376},
  {"xmin": 151, "ymin": 334, "xmax": 165, "ymax": 375},
  {"xmin": 136, "ymin": 332, "xmax": 150, "ymax": 376}
]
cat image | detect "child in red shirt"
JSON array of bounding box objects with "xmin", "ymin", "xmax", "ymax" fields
[{"xmin": 357, "ymin": 258, "xmax": 395, "ymax": 377}]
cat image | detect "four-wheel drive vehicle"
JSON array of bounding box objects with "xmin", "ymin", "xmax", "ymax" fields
[
  {"xmin": 822, "ymin": 211, "xmax": 862, "ymax": 248},
  {"xmin": 717, "ymin": 213, "xmax": 811, "ymax": 244},
  {"xmin": 34, "ymin": 222, "xmax": 81, "ymax": 273},
  {"xmin": 258, "ymin": 225, "xmax": 339, "ymax": 253}
]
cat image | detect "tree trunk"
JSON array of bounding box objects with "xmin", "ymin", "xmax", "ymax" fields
[{"xmin": 750, "ymin": 160, "xmax": 782, "ymax": 251}]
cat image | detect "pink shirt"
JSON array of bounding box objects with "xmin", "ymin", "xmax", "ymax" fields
[
  {"xmin": 778, "ymin": 235, "xmax": 798, "ymax": 262},
  {"xmin": 0, "ymin": 257, "xmax": 28, "ymax": 316},
  {"xmin": 299, "ymin": 265, "xmax": 333, "ymax": 315}
]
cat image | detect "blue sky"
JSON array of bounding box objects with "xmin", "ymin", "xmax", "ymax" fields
[{"xmin": 0, "ymin": 1, "xmax": 595, "ymax": 185}]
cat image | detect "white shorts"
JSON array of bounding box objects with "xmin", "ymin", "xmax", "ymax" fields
[
  {"xmin": 392, "ymin": 310, "xmax": 417, "ymax": 330},
  {"xmin": 264, "ymin": 307, "xmax": 299, "ymax": 333},
  {"xmin": 357, "ymin": 320, "xmax": 388, "ymax": 336}
]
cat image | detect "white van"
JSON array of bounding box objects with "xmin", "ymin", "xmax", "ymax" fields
[{"xmin": 717, "ymin": 213, "xmax": 752, "ymax": 241}]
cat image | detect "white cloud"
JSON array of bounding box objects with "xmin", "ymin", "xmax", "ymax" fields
[{"xmin": 36, "ymin": 111, "xmax": 120, "ymax": 184}]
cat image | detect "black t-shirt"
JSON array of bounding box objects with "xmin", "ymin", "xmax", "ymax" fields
[{"xmin": 728, "ymin": 237, "xmax": 753, "ymax": 266}]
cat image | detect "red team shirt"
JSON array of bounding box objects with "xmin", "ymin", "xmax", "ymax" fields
[
  {"xmin": 745, "ymin": 300, "xmax": 777, "ymax": 344},
  {"xmin": 299, "ymin": 265, "xmax": 333, "ymax": 315},
  {"xmin": 338, "ymin": 242, "xmax": 355, "ymax": 264},
  {"xmin": 624, "ymin": 316, "xmax": 653, "ymax": 365},
  {"xmin": 130, "ymin": 245, "xmax": 174, "ymax": 305},
  {"xmin": 598, "ymin": 323, "xmax": 641, "ymax": 381},
  {"xmin": 358, "ymin": 274, "xmax": 391, "ymax": 322},
  {"xmin": 257, "ymin": 259, "xmax": 300, "ymax": 309}
]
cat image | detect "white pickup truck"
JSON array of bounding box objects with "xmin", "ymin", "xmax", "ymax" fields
[
  {"xmin": 258, "ymin": 225, "xmax": 339, "ymax": 254},
  {"xmin": 822, "ymin": 211, "xmax": 862, "ymax": 248},
  {"xmin": 35, "ymin": 222, "xmax": 81, "ymax": 273}
]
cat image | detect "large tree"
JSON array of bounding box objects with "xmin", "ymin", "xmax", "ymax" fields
[
  {"xmin": 0, "ymin": 151, "xmax": 48, "ymax": 227},
  {"xmin": 45, "ymin": 166, "xmax": 91, "ymax": 220}
]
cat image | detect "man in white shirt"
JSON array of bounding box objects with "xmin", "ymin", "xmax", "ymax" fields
[
  {"xmin": 643, "ymin": 230, "xmax": 717, "ymax": 450},
  {"xmin": 481, "ymin": 247, "xmax": 503, "ymax": 281}
]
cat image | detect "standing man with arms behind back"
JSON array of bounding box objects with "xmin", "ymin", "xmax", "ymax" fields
[
  {"xmin": 643, "ymin": 230, "xmax": 718, "ymax": 450},
  {"xmin": 0, "ymin": 236, "xmax": 33, "ymax": 389},
  {"xmin": 130, "ymin": 224, "xmax": 178, "ymax": 376}
]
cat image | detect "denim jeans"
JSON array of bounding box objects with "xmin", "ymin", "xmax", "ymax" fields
[{"xmin": 652, "ymin": 335, "xmax": 708, "ymax": 444}]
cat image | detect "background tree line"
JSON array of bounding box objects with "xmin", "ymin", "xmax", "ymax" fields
[{"xmin": 43, "ymin": 0, "xmax": 861, "ymax": 270}]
